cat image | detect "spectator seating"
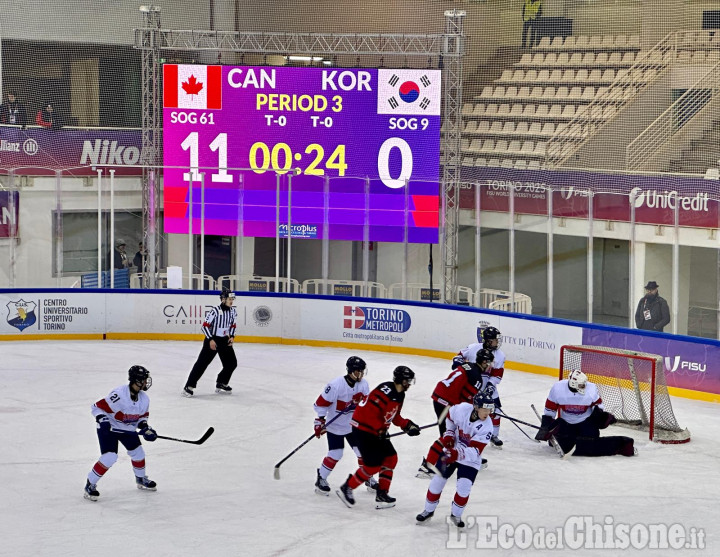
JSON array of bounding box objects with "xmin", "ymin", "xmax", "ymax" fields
[{"xmin": 456, "ymin": 33, "xmax": 681, "ymax": 168}]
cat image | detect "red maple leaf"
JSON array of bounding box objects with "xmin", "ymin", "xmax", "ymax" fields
[{"xmin": 181, "ymin": 75, "xmax": 203, "ymax": 96}]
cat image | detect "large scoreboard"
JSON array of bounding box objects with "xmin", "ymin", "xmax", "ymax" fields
[{"xmin": 162, "ymin": 64, "xmax": 441, "ymax": 243}]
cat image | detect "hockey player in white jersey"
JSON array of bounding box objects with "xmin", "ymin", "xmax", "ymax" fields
[
  {"xmin": 312, "ymin": 356, "xmax": 378, "ymax": 495},
  {"xmin": 454, "ymin": 326, "xmax": 505, "ymax": 448},
  {"xmin": 83, "ymin": 365, "xmax": 158, "ymax": 501},
  {"xmin": 535, "ymin": 370, "xmax": 636, "ymax": 457},
  {"xmin": 415, "ymin": 385, "xmax": 496, "ymax": 528}
]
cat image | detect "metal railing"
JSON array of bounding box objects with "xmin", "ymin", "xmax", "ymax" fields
[
  {"xmin": 130, "ymin": 272, "xmax": 215, "ymax": 290},
  {"xmin": 545, "ymin": 32, "xmax": 676, "ymax": 168},
  {"xmin": 123, "ymin": 271, "xmax": 532, "ymax": 314},
  {"xmin": 302, "ymin": 278, "xmax": 387, "ymax": 298},
  {"xmin": 217, "ymin": 274, "xmax": 302, "ymax": 294},
  {"xmin": 626, "ymin": 60, "xmax": 720, "ymax": 170},
  {"xmin": 475, "ymin": 288, "xmax": 533, "ymax": 314}
]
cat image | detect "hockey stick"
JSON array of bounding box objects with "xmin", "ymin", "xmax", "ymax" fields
[
  {"xmin": 155, "ymin": 427, "xmax": 215, "ymax": 445},
  {"xmin": 273, "ymin": 405, "xmax": 356, "ymax": 480},
  {"xmin": 495, "ymin": 411, "xmax": 541, "ymax": 430},
  {"xmin": 495, "ymin": 408, "xmax": 540, "ymax": 443},
  {"xmin": 386, "ymin": 405, "xmax": 451, "ymax": 438},
  {"xmin": 531, "ymin": 404, "xmax": 572, "ymax": 459}
]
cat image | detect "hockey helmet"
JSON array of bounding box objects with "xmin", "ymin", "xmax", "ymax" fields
[
  {"xmin": 482, "ymin": 326, "xmax": 501, "ymax": 349},
  {"xmin": 475, "ymin": 348, "xmax": 495, "ymax": 368},
  {"xmin": 567, "ymin": 369, "xmax": 587, "ymax": 394},
  {"xmin": 220, "ymin": 286, "xmax": 236, "ymax": 301},
  {"xmin": 128, "ymin": 365, "xmax": 152, "ymax": 391},
  {"xmin": 393, "ymin": 365, "xmax": 416, "ymax": 385},
  {"xmin": 473, "ymin": 385, "xmax": 496, "ymax": 410},
  {"xmin": 346, "ymin": 356, "xmax": 367, "ymax": 376}
]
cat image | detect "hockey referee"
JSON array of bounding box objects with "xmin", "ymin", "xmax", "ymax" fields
[{"xmin": 183, "ymin": 287, "xmax": 238, "ymax": 396}]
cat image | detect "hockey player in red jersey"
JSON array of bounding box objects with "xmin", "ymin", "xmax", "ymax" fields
[
  {"xmin": 417, "ymin": 348, "xmax": 496, "ymax": 478},
  {"xmin": 415, "ymin": 386, "xmax": 496, "ymax": 528},
  {"xmin": 535, "ymin": 370, "xmax": 637, "ymax": 457},
  {"xmin": 336, "ymin": 366, "xmax": 421, "ymax": 510},
  {"xmin": 454, "ymin": 326, "xmax": 506, "ymax": 448},
  {"xmin": 312, "ymin": 356, "xmax": 378, "ymax": 495},
  {"xmin": 83, "ymin": 366, "xmax": 158, "ymax": 501}
]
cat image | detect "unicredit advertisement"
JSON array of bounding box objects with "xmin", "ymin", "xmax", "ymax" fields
[{"xmin": 461, "ymin": 167, "xmax": 719, "ymax": 229}]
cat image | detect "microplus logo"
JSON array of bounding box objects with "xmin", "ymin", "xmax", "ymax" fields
[
  {"xmin": 629, "ymin": 187, "xmax": 709, "ymax": 212},
  {"xmin": 664, "ymin": 356, "xmax": 706, "ymax": 373}
]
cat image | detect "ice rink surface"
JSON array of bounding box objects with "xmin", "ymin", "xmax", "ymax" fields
[{"xmin": 2, "ymin": 340, "xmax": 717, "ymax": 557}]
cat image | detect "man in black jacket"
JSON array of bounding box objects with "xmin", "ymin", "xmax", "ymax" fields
[
  {"xmin": 635, "ymin": 281, "xmax": 670, "ymax": 332},
  {"xmin": 0, "ymin": 91, "xmax": 27, "ymax": 128}
]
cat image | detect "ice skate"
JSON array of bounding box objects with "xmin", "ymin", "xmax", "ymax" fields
[
  {"xmin": 182, "ymin": 385, "xmax": 194, "ymax": 397},
  {"xmin": 215, "ymin": 383, "xmax": 232, "ymax": 394},
  {"xmin": 365, "ymin": 477, "xmax": 379, "ymax": 493},
  {"xmin": 490, "ymin": 435, "xmax": 503, "ymax": 449},
  {"xmin": 374, "ymin": 489, "xmax": 396, "ymax": 510},
  {"xmin": 416, "ymin": 510, "xmax": 434, "ymax": 524},
  {"xmin": 416, "ymin": 458, "xmax": 435, "ymax": 479},
  {"xmin": 314, "ymin": 468, "xmax": 330, "ymax": 496},
  {"xmin": 136, "ymin": 476, "xmax": 157, "ymax": 491},
  {"xmin": 449, "ymin": 515, "xmax": 465, "ymax": 528},
  {"xmin": 481, "ymin": 458, "xmax": 488, "ymax": 470},
  {"xmin": 336, "ymin": 475, "xmax": 355, "ymax": 508},
  {"xmin": 83, "ymin": 480, "xmax": 99, "ymax": 502}
]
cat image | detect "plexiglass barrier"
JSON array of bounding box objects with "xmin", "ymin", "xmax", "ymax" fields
[{"xmin": 1, "ymin": 164, "xmax": 719, "ymax": 338}]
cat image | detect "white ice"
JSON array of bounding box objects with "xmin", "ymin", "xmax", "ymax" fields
[{"xmin": 2, "ymin": 340, "xmax": 717, "ymax": 556}]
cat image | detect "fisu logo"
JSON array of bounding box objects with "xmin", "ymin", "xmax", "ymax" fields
[
  {"xmin": 558, "ymin": 186, "xmax": 590, "ymax": 200},
  {"xmin": 664, "ymin": 356, "xmax": 706, "ymax": 373}
]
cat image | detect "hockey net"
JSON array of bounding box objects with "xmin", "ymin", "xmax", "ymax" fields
[{"xmin": 559, "ymin": 345, "xmax": 691, "ymax": 444}]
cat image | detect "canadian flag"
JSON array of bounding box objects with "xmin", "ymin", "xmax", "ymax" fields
[{"xmin": 163, "ymin": 64, "xmax": 222, "ymax": 109}]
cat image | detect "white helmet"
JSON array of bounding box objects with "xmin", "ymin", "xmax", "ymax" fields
[{"xmin": 567, "ymin": 369, "xmax": 587, "ymax": 394}]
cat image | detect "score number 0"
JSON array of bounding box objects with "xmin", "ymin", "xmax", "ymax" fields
[{"xmin": 180, "ymin": 132, "xmax": 413, "ymax": 189}]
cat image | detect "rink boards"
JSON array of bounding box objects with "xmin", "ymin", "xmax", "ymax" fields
[{"xmin": 0, "ymin": 289, "xmax": 718, "ymax": 402}]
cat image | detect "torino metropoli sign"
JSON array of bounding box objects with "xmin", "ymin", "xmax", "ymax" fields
[{"xmin": 162, "ymin": 64, "xmax": 441, "ymax": 243}]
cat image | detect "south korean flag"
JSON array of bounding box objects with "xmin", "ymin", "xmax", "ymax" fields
[{"xmin": 377, "ymin": 69, "xmax": 441, "ymax": 116}]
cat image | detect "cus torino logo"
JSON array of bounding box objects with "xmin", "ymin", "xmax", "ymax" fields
[
  {"xmin": 664, "ymin": 356, "xmax": 706, "ymax": 373},
  {"xmin": 629, "ymin": 187, "xmax": 710, "ymax": 211}
]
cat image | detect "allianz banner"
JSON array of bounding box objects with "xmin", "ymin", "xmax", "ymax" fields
[
  {"xmin": 461, "ymin": 167, "xmax": 719, "ymax": 229},
  {"xmin": 0, "ymin": 126, "xmax": 142, "ymax": 176}
]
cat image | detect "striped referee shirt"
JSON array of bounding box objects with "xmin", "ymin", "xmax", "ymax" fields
[{"xmin": 201, "ymin": 305, "xmax": 237, "ymax": 339}]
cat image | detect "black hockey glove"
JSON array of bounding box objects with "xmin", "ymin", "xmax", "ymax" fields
[
  {"xmin": 451, "ymin": 356, "xmax": 465, "ymax": 369},
  {"xmin": 96, "ymin": 414, "xmax": 111, "ymax": 434},
  {"xmin": 591, "ymin": 407, "xmax": 617, "ymax": 429},
  {"xmin": 535, "ymin": 414, "xmax": 558, "ymax": 441},
  {"xmin": 138, "ymin": 420, "xmax": 158, "ymax": 442},
  {"xmin": 404, "ymin": 420, "xmax": 421, "ymax": 437}
]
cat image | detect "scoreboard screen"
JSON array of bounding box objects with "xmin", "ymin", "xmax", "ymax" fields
[{"xmin": 162, "ymin": 64, "xmax": 440, "ymax": 243}]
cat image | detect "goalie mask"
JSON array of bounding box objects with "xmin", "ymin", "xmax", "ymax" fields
[
  {"xmin": 128, "ymin": 365, "xmax": 152, "ymax": 391},
  {"xmin": 567, "ymin": 369, "xmax": 587, "ymax": 394}
]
